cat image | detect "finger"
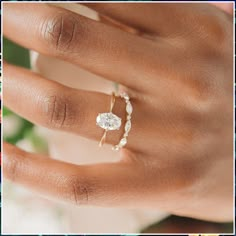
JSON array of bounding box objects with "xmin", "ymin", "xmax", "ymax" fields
[
  {"xmin": 3, "ymin": 3, "xmax": 168, "ymax": 90},
  {"xmin": 83, "ymin": 3, "xmax": 170, "ymax": 35},
  {"xmin": 4, "ymin": 62, "xmax": 132, "ymax": 147},
  {"xmin": 82, "ymin": 3, "xmax": 229, "ymax": 37},
  {"xmin": 3, "ymin": 142, "xmax": 140, "ymax": 206}
]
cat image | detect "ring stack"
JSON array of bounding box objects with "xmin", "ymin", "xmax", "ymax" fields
[
  {"xmin": 112, "ymin": 92, "xmax": 132, "ymax": 151},
  {"xmin": 96, "ymin": 92, "xmax": 132, "ymax": 151}
]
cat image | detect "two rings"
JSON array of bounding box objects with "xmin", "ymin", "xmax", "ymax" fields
[{"xmin": 96, "ymin": 92, "xmax": 132, "ymax": 151}]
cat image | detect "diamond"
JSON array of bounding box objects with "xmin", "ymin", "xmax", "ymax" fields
[
  {"xmin": 125, "ymin": 120, "xmax": 131, "ymax": 133},
  {"xmin": 119, "ymin": 137, "xmax": 127, "ymax": 146},
  {"xmin": 121, "ymin": 92, "xmax": 129, "ymax": 100},
  {"xmin": 96, "ymin": 112, "xmax": 121, "ymax": 130},
  {"xmin": 126, "ymin": 102, "xmax": 133, "ymax": 114},
  {"xmin": 124, "ymin": 94, "xmax": 129, "ymax": 100}
]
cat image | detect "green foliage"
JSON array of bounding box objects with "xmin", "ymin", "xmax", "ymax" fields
[{"xmin": 3, "ymin": 37, "xmax": 30, "ymax": 68}]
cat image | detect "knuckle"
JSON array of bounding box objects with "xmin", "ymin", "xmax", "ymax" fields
[
  {"xmin": 41, "ymin": 91, "xmax": 74, "ymax": 129},
  {"xmin": 67, "ymin": 175, "xmax": 94, "ymax": 205},
  {"xmin": 188, "ymin": 10, "xmax": 230, "ymax": 44},
  {"xmin": 42, "ymin": 12, "xmax": 77, "ymax": 53},
  {"xmin": 205, "ymin": 14, "xmax": 231, "ymax": 43},
  {"xmin": 183, "ymin": 75, "xmax": 217, "ymax": 123},
  {"xmin": 4, "ymin": 151, "xmax": 25, "ymax": 182}
]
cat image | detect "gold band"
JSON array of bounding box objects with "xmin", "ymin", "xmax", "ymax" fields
[{"xmin": 99, "ymin": 92, "xmax": 116, "ymax": 147}]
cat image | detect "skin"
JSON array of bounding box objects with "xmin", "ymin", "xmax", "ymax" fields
[{"xmin": 3, "ymin": 3, "xmax": 233, "ymax": 222}]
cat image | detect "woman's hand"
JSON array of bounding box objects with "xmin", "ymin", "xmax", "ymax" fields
[{"xmin": 3, "ymin": 3, "xmax": 233, "ymax": 222}]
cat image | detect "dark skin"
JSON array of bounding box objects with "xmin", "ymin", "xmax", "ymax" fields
[{"xmin": 3, "ymin": 3, "xmax": 233, "ymax": 222}]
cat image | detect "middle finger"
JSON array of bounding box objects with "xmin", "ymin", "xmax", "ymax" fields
[{"xmin": 3, "ymin": 3, "xmax": 169, "ymax": 91}]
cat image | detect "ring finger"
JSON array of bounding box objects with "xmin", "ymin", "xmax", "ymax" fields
[{"xmin": 4, "ymin": 62, "xmax": 140, "ymax": 149}]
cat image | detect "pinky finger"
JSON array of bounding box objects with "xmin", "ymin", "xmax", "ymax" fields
[{"xmin": 3, "ymin": 142, "xmax": 140, "ymax": 206}]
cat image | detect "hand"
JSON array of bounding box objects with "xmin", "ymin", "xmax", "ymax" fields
[{"xmin": 3, "ymin": 3, "xmax": 233, "ymax": 222}]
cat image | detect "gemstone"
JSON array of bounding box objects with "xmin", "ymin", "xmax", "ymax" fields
[
  {"xmin": 125, "ymin": 120, "xmax": 131, "ymax": 133},
  {"xmin": 96, "ymin": 112, "xmax": 121, "ymax": 130},
  {"xmin": 119, "ymin": 137, "xmax": 127, "ymax": 146},
  {"xmin": 123, "ymin": 94, "xmax": 129, "ymax": 100},
  {"xmin": 126, "ymin": 102, "xmax": 133, "ymax": 114},
  {"xmin": 121, "ymin": 92, "xmax": 129, "ymax": 100}
]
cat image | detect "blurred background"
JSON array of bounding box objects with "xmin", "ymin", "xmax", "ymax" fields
[{"xmin": 2, "ymin": 3, "xmax": 234, "ymax": 234}]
